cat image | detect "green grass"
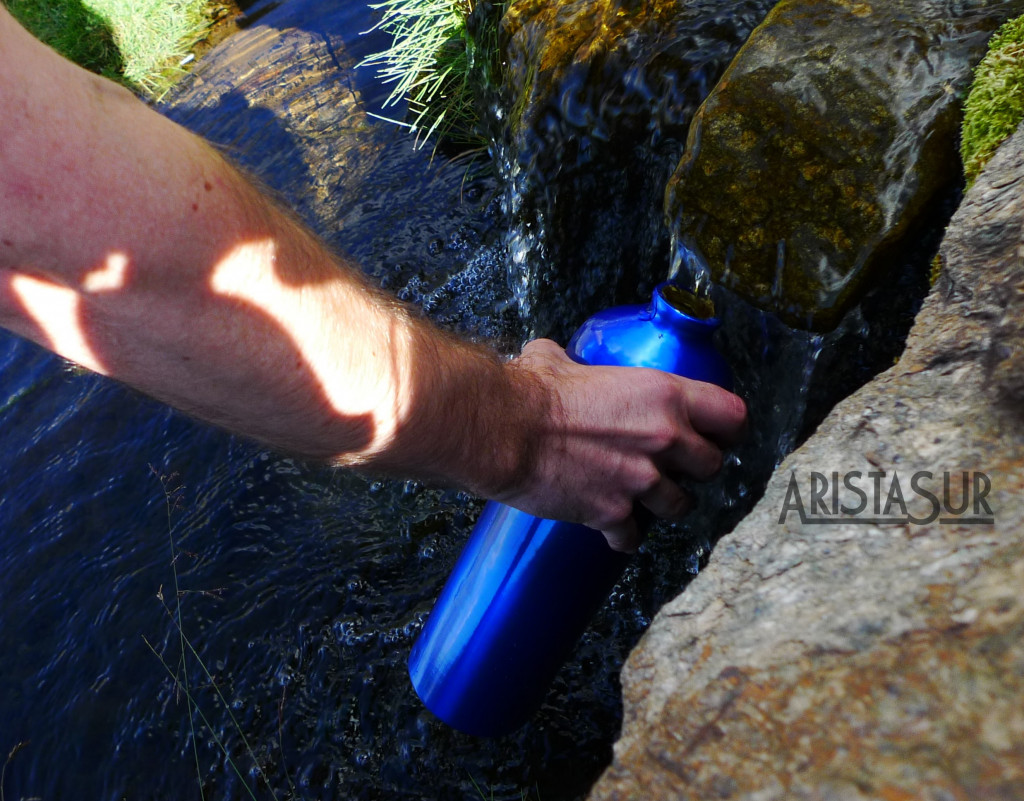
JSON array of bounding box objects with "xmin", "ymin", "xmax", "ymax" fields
[
  {"xmin": 360, "ymin": 0, "xmax": 506, "ymax": 152},
  {"xmin": 468, "ymin": 774, "xmax": 541, "ymax": 801},
  {"xmin": 3, "ymin": 0, "xmax": 214, "ymax": 96},
  {"xmin": 360, "ymin": 0, "xmax": 476, "ymax": 147},
  {"xmin": 961, "ymin": 13, "xmax": 1024, "ymax": 186}
]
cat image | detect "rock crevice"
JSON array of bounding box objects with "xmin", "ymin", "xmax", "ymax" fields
[{"xmin": 590, "ymin": 121, "xmax": 1024, "ymax": 801}]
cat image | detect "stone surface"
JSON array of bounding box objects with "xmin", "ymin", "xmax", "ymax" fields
[
  {"xmin": 589, "ymin": 123, "xmax": 1024, "ymax": 800},
  {"xmin": 666, "ymin": 0, "xmax": 1024, "ymax": 331},
  {"xmin": 497, "ymin": 0, "xmax": 777, "ymax": 341}
]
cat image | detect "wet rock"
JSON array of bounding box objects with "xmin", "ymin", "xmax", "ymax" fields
[
  {"xmin": 667, "ymin": 0, "xmax": 1024, "ymax": 331},
  {"xmin": 589, "ymin": 123, "xmax": 1024, "ymax": 800},
  {"xmin": 498, "ymin": 0, "xmax": 777, "ymax": 341}
]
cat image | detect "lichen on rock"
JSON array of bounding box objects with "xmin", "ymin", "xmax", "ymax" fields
[
  {"xmin": 497, "ymin": 0, "xmax": 777, "ymax": 340},
  {"xmin": 666, "ymin": 0, "xmax": 1024, "ymax": 331}
]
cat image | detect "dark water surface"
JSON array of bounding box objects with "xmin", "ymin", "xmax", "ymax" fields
[
  {"xmin": 0, "ymin": 2, "xmax": 664, "ymax": 799},
  {"xmin": 0, "ymin": 338, "xmax": 656, "ymax": 801},
  {"xmin": 0, "ymin": 0, "xmax": 930, "ymax": 797},
  {"xmin": 0, "ymin": 322, "xmax": 643, "ymax": 801}
]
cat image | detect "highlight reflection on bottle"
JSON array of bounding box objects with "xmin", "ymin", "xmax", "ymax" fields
[{"xmin": 408, "ymin": 283, "xmax": 732, "ymax": 736}]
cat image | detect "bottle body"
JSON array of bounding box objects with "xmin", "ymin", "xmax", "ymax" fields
[{"xmin": 408, "ymin": 283, "xmax": 731, "ymax": 736}]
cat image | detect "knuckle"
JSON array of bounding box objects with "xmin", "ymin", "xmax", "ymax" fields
[
  {"xmin": 648, "ymin": 422, "xmax": 682, "ymax": 454},
  {"xmin": 696, "ymin": 444, "xmax": 724, "ymax": 479},
  {"xmin": 633, "ymin": 462, "xmax": 662, "ymax": 494},
  {"xmin": 594, "ymin": 496, "xmax": 632, "ymax": 529},
  {"xmin": 651, "ymin": 372, "xmax": 685, "ymax": 406},
  {"xmin": 603, "ymin": 524, "xmax": 639, "ymax": 553}
]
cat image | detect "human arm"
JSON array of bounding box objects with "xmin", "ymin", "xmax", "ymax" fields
[{"xmin": 0, "ymin": 7, "xmax": 746, "ymax": 550}]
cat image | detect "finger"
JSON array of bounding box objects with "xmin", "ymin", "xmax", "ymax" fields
[
  {"xmin": 684, "ymin": 382, "xmax": 748, "ymax": 445},
  {"xmin": 518, "ymin": 337, "xmax": 566, "ymax": 360},
  {"xmin": 661, "ymin": 432, "xmax": 724, "ymax": 482},
  {"xmin": 637, "ymin": 476, "xmax": 693, "ymax": 522},
  {"xmin": 601, "ymin": 516, "xmax": 641, "ymax": 554}
]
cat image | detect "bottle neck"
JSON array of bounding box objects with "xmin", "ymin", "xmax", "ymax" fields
[{"xmin": 652, "ymin": 283, "xmax": 719, "ymax": 336}]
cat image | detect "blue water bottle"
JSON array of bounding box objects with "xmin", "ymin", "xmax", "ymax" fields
[{"xmin": 408, "ymin": 282, "xmax": 732, "ymax": 736}]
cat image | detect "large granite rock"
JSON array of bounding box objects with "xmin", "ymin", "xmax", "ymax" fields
[
  {"xmin": 590, "ymin": 122, "xmax": 1024, "ymax": 799},
  {"xmin": 667, "ymin": 0, "xmax": 1024, "ymax": 331}
]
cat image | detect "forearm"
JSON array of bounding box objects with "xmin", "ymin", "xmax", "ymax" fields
[
  {"xmin": 0, "ymin": 9, "xmax": 537, "ymax": 492},
  {"xmin": 0, "ymin": 8, "xmax": 748, "ymax": 550}
]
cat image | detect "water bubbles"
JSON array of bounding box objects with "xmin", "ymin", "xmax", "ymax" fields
[
  {"xmin": 276, "ymin": 664, "xmax": 296, "ymax": 686},
  {"xmin": 332, "ymin": 617, "xmax": 373, "ymax": 647},
  {"xmin": 390, "ymin": 248, "xmax": 523, "ymax": 344},
  {"xmin": 380, "ymin": 626, "xmax": 410, "ymax": 645},
  {"xmin": 403, "ymin": 613, "xmax": 426, "ymax": 638},
  {"xmin": 396, "ymin": 275, "xmax": 430, "ymax": 305},
  {"xmin": 438, "ymin": 489, "xmax": 477, "ymax": 510},
  {"xmin": 418, "ymin": 541, "xmax": 439, "ymax": 560}
]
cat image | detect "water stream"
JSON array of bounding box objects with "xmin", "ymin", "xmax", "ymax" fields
[{"xmin": 0, "ymin": 1, "xmax": 935, "ymax": 799}]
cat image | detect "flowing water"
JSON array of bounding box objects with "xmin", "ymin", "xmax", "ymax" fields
[{"xmin": 0, "ymin": 1, "xmax": 936, "ymax": 799}]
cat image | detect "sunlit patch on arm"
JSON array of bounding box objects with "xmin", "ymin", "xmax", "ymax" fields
[
  {"xmin": 207, "ymin": 238, "xmax": 417, "ymax": 459},
  {"xmin": 80, "ymin": 251, "xmax": 129, "ymax": 293},
  {"xmin": 7, "ymin": 272, "xmax": 106, "ymax": 373}
]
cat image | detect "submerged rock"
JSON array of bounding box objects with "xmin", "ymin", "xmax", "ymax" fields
[
  {"xmin": 498, "ymin": 0, "xmax": 777, "ymax": 340},
  {"xmin": 667, "ymin": 0, "xmax": 1024, "ymax": 330},
  {"xmin": 589, "ymin": 122, "xmax": 1024, "ymax": 800}
]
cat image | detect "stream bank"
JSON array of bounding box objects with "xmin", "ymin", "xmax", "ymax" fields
[{"xmin": 590, "ymin": 118, "xmax": 1024, "ymax": 801}]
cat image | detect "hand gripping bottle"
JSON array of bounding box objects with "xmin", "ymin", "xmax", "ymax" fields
[{"xmin": 407, "ymin": 282, "xmax": 732, "ymax": 736}]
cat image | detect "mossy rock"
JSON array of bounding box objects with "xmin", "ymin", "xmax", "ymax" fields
[
  {"xmin": 962, "ymin": 14, "xmax": 1024, "ymax": 186},
  {"xmin": 497, "ymin": 0, "xmax": 777, "ymax": 340},
  {"xmin": 502, "ymin": 0, "xmax": 771, "ymax": 135},
  {"xmin": 666, "ymin": 0, "xmax": 1024, "ymax": 331}
]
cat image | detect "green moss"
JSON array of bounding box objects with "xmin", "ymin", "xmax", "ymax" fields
[
  {"xmin": 961, "ymin": 14, "xmax": 1024, "ymax": 186},
  {"xmin": 929, "ymin": 252, "xmax": 944, "ymax": 287},
  {"xmin": 3, "ymin": 0, "xmax": 215, "ymax": 97},
  {"xmin": 360, "ymin": 0, "xmax": 503, "ymax": 151}
]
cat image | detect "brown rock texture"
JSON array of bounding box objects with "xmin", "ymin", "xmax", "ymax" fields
[
  {"xmin": 589, "ymin": 122, "xmax": 1024, "ymax": 800},
  {"xmin": 496, "ymin": 0, "xmax": 776, "ymax": 341},
  {"xmin": 501, "ymin": 0, "xmax": 773, "ymax": 139},
  {"xmin": 666, "ymin": 0, "xmax": 1024, "ymax": 330}
]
